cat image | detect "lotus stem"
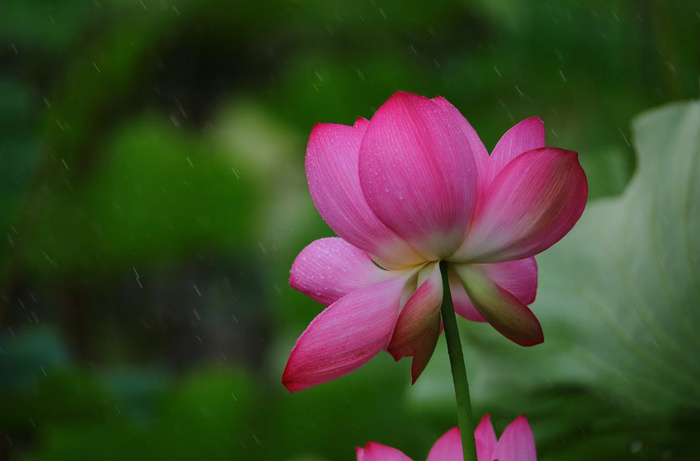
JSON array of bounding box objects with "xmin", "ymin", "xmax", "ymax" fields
[{"xmin": 439, "ymin": 260, "xmax": 478, "ymax": 461}]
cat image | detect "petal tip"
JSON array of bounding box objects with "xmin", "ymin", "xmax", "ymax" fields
[
  {"xmin": 281, "ymin": 376, "xmax": 302, "ymax": 393},
  {"xmin": 410, "ymin": 362, "xmax": 421, "ymax": 385},
  {"xmin": 388, "ymin": 349, "xmax": 402, "ymax": 362},
  {"xmin": 410, "ymin": 360, "xmax": 429, "ymax": 384},
  {"xmin": 281, "ymin": 361, "xmax": 304, "ymax": 393},
  {"xmin": 308, "ymin": 122, "xmax": 324, "ymax": 138},
  {"xmin": 383, "ymin": 90, "xmax": 428, "ymax": 107},
  {"xmin": 353, "ymin": 117, "xmax": 370, "ymax": 130},
  {"xmin": 518, "ymin": 329, "xmax": 544, "ymax": 347}
]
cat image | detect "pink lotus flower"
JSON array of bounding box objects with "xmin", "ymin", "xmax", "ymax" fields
[
  {"xmin": 283, "ymin": 91, "xmax": 587, "ymax": 392},
  {"xmin": 356, "ymin": 415, "xmax": 536, "ymax": 461}
]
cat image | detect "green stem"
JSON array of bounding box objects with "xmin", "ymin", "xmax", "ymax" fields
[{"xmin": 439, "ymin": 260, "xmax": 478, "ymax": 461}]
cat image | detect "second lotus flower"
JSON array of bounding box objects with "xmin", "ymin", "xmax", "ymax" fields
[
  {"xmin": 284, "ymin": 91, "xmax": 587, "ymax": 392},
  {"xmin": 356, "ymin": 414, "xmax": 537, "ymax": 461}
]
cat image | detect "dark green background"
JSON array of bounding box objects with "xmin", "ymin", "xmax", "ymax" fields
[{"xmin": 1, "ymin": 0, "xmax": 699, "ymax": 459}]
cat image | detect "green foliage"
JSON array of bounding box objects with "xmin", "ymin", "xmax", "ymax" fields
[
  {"xmin": 19, "ymin": 117, "xmax": 258, "ymax": 275},
  {"xmin": 0, "ymin": 79, "xmax": 39, "ymax": 242},
  {"xmin": 0, "ymin": 328, "xmax": 68, "ymax": 392},
  {"xmin": 20, "ymin": 367, "xmax": 256, "ymax": 461}
]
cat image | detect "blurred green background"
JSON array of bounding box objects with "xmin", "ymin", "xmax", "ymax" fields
[{"xmin": 1, "ymin": 0, "xmax": 699, "ymax": 459}]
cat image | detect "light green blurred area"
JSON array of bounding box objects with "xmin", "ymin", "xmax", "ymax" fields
[{"xmin": 1, "ymin": 0, "xmax": 699, "ymax": 459}]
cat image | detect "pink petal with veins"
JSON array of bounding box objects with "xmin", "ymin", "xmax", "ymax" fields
[
  {"xmin": 475, "ymin": 415, "xmax": 498, "ymax": 461},
  {"xmin": 387, "ymin": 263, "xmax": 443, "ymax": 382},
  {"xmin": 431, "ymin": 96, "xmax": 489, "ymax": 191},
  {"xmin": 283, "ymin": 277, "xmax": 406, "ymax": 392},
  {"xmin": 491, "ymin": 415, "xmax": 537, "ymax": 461},
  {"xmin": 427, "ymin": 427, "xmax": 463, "ymax": 461},
  {"xmin": 290, "ymin": 237, "xmax": 399, "ymax": 306},
  {"xmin": 359, "ymin": 92, "xmax": 479, "ymax": 260},
  {"xmin": 456, "ymin": 147, "xmax": 587, "ymax": 263},
  {"xmin": 484, "ymin": 117, "xmax": 545, "ymax": 187},
  {"xmin": 307, "ymin": 120, "xmax": 422, "ymax": 269}
]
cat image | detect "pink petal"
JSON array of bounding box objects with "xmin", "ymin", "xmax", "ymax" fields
[
  {"xmin": 408, "ymin": 324, "xmax": 441, "ymax": 384},
  {"xmin": 449, "ymin": 259, "xmax": 537, "ymax": 322},
  {"xmin": 456, "ymin": 147, "xmax": 588, "ymax": 263},
  {"xmin": 475, "ymin": 415, "xmax": 498, "ymax": 461},
  {"xmin": 358, "ymin": 92, "xmax": 479, "ymax": 260},
  {"xmin": 283, "ymin": 278, "xmax": 406, "ymax": 392},
  {"xmin": 453, "ymin": 265, "xmax": 543, "ymax": 346},
  {"xmin": 387, "ymin": 263, "xmax": 443, "ymax": 382},
  {"xmin": 485, "ymin": 117, "xmax": 545, "ymax": 187},
  {"xmin": 426, "ymin": 427, "xmax": 462, "ymax": 461},
  {"xmin": 431, "ymin": 96, "xmax": 489, "ymax": 190},
  {"xmin": 306, "ymin": 120, "xmax": 423, "ymax": 269},
  {"xmin": 356, "ymin": 442, "xmax": 413, "ymax": 461},
  {"xmin": 477, "ymin": 258, "xmax": 537, "ymax": 305},
  {"xmin": 290, "ymin": 237, "xmax": 399, "ymax": 306},
  {"xmin": 491, "ymin": 415, "xmax": 537, "ymax": 461},
  {"xmin": 449, "ymin": 266, "xmax": 486, "ymax": 322},
  {"xmin": 353, "ymin": 116, "xmax": 370, "ymax": 131}
]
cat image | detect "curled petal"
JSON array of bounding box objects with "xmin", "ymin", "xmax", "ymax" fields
[
  {"xmin": 491, "ymin": 415, "xmax": 537, "ymax": 461},
  {"xmin": 453, "ymin": 265, "xmax": 543, "ymax": 346},
  {"xmin": 477, "ymin": 257, "xmax": 538, "ymax": 305},
  {"xmin": 359, "ymin": 92, "xmax": 479, "ymax": 260},
  {"xmin": 485, "ymin": 117, "xmax": 545, "ymax": 187},
  {"xmin": 426, "ymin": 427, "xmax": 462, "ymax": 461},
  {"xmin": 290, "ymin": 238, "xmax": 399, "ymax": 306},
  {"xmin": 408, "ymin": 323, "xmax": 441, "ymax": 384},
  {"xmin": 475, "ymin": 415, "xmax": 498, "ymax": 461},
  {"xmin": 356, "ymin": 442, "xmax": 413, "ymax": 461},
  {"xmin": 456, "ymin": 147, "xmax": 588, "ymax": 263},
  {"xmin": 449, "ymin": 259, "xmax": 537, "ymax": 323},
  {"xmin": 283, "ymin": 278, "xmax": 406, "ymax": 392},
  {"xmin": 306, "ymin": 120, "xmax": 422, "ymax": 269},
  {"xmin": 449, "ymin": 266, "xmax": 486, "ymax": 322},
  {"xmin": 388, "ymin": 263, "xmax": 443, "ymax": 382}
]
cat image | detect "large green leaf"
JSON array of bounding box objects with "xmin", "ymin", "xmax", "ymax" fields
[{"xmin": 479, "ymin": 98, "xmax": 700, "ymax": 409}]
